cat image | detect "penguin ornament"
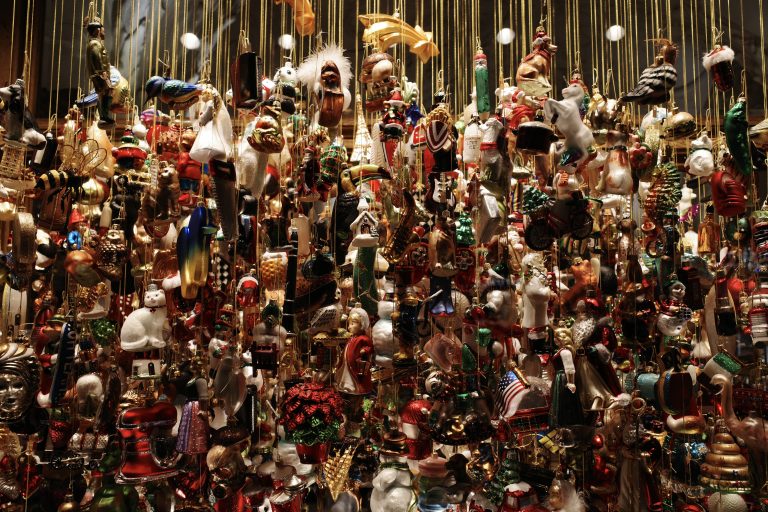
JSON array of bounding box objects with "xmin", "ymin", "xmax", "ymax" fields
[{"xmin": 621, "ymin": 38, "xmax": 678, "ymax": 105}]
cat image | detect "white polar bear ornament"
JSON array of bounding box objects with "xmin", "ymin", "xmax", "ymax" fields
[{"xmin": 120, "ymin": 285, "xmax": 169, "ymax": 352}]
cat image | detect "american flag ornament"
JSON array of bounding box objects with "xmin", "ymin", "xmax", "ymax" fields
[{"xmin": 495, "ymin": 368, "xmax": 530, "ymax": 419}]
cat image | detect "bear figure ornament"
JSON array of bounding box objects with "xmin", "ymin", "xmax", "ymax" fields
[{"xmin": 120, "ymin": 284, "xmax": 170, "ymax": 352}]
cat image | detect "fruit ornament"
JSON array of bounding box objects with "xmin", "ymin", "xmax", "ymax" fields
[{"xmin": 2, "ymin": 0, "xmax": 768, "ymax": 510}]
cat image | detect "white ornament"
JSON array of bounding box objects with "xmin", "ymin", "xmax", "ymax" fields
[{"xmin": 120, "ymin": 285, "xmax": 169, "ymax": 352}]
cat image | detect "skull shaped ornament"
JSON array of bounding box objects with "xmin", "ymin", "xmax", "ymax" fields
[{"xmin": 360, "ymin": 52, "xmax": 396, "ymax": 112}]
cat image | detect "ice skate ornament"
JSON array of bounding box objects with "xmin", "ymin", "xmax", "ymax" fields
[
  {"xmin": 297, "ymin": 43, "xmax": 352, "ymax": 128},
  {"xmin": 120, "ymin": 284, "xmax": 169, "ymax": 352},
  {"xmin": 544, "ymin": 83, "xmax": 594, "ymax": 167}
]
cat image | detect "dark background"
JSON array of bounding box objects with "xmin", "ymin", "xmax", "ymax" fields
[{"xmin": 2, "ymin": 0, "xmax": 766, "ymax": 125}]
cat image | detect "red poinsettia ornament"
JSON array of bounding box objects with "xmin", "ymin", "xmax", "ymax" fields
[{"xmin": 279, "ymin": 382, "xmax": 344, "ymax": 462}]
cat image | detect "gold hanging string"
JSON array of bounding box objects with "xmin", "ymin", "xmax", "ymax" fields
[
  {"xmin": 8, "ymin": 0, "xmax": 17, "ymax": 79},
  {"xmin": 760, "ymin": 0, "xmax": 768, "ymax": 114},
  {"xmin": 48, "ymin": 0, "xmax": 59, "ymax": 118}
]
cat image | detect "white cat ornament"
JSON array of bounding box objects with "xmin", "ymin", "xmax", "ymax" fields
[{"xmin": 120, "ymin": 284, "xmax": 170, "ymax": 352}]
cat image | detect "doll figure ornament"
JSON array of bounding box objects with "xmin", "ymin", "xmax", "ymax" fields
[
  {"xmin": 429, "ymin": 212, "xmax": 458, "ymax": 316},
  {"xmin": 697, "ymin": 204, "xmax": 721, "ymax": 256},
  {"xmin": 335, "ymin": 306, "xmax": 374, "ymax": 395},
  {"xmin": 119, "ymin": 284, "xmax": 169, "ymax": 352},
  {"xmin": 549, "ymin": 322, "xmax": 584, "ymax": 427}
]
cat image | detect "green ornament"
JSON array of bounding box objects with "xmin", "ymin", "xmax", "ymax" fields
[
  {"xmin": 476, "ymin": 328, "xmax": 492, "ymax": 348},
  {"xmin": 455, "ymin": 212, "xmax": 476, "ymax": 246},
  {"xmin": 461, "ymin": 344, "xmax": 477, "ymax": 372},
  {"xmin": 90, "ymin": 319, "xmax": 117, "ymax": 346},
  {"xmin": 522, "ymin": 186, "xmax": 551, "ymax": 214},
  {"xmin": 319, "ymin": 143, "xmax": 347, "ymax": 185},
  {"xmin": 725, "ymin": 98, "xmax": 754, "ymax": 175},
  {"xmin": 474, "ymin": 49, "xmax": 490, "ymax": 114}
]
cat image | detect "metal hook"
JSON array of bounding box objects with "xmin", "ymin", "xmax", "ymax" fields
[
  {"xmin": 712, "ymin": 27, "xmax": 724, "ymax": 45},
  {"xmin": 539, "ymin": 0, "xmax": 548, "ymax": 26},
  {"xmin": 604, "ymin": 69, "xmax": 614, "ymax": 95},
  {"xmin": 740, "ymin": 69, "xmax": 747, "ymax": 99}
]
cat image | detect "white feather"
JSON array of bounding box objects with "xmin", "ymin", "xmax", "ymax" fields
[{"xmin": 296, "ymin": 43, "xmax": 352, "ymax": 95}]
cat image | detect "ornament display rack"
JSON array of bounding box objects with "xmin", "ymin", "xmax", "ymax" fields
[{"xmin": 0, "ymin": 0, "xmax": 765, "ymax": 511}]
